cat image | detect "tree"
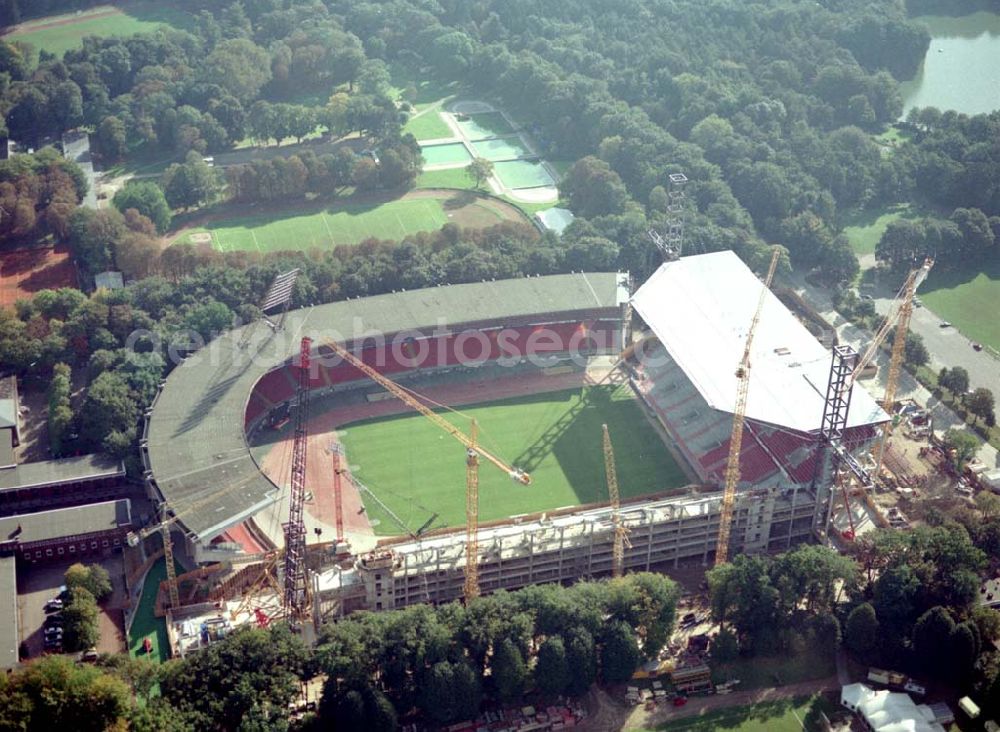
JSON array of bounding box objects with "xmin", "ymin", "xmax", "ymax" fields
[
  {"xmin": 942, "ymin": 428, "xmax": 979, "ymax": 470},
  {"xmin": 183, "ymin": 300, "xmax": 233, "ymax": 341},
  {"xmin": 975, "ymin": 491, "xmax": 1000, "ymax": 520},
  {"xmin": 0, "ymin": 656, "xmax": 130, "ymax": 731},
  {"xmin": 64, "ymin": 563, "xmax": 113, "ymax": 602},
  {"xmin": 560, "ymin": 156, "xmax": 628, "ymax": 218},
  {"xmin": 466, "ymin": 157, "xmax": 494, "ymax": 188},
  {"xmin": 48, "ymin": 362, "xmax": 72, "ymax": 457},
  {"xmin": 79, "ymin": 372, "xmax": 138, "ymax": 452},
  {"xmin": 201, "ymin": 39, "xmax": 272, "ymax": 102},
  {"xmin": 113, "ymin": 182, "xmax": 171, "ymax": 234},
  {"xmin": 62, "ymin": 586, "xmax": 101, "ymax": 652},
  {"xmin": 845, "ymin": 602, "xmax": 879, "ymax": 656},
  {"xmin": 96, "ymin": 115, "xmax": 127, "ymax": 161},
  {"xmin": 912, "ymin": 606, "xmax": 956, "ymax": 677},
  {"xmin": 600, "ymin": 621, "xmax": 640, "ymax": 684},
  {"xmin": 711, "ymin": 628, "xmax": 739, "ymax": 662},
  {"xmin": 68, "ymin": 208, "xmax": 127, "ymax": 276},
  {"xmin": 160, "ymin": 624, "xmax": 309, "ymax": 731},
  {"xmin": 161, "ymin": 152, "xmax": 219, "ymax": 211},
  {"xmin": 967, "ymin": 388, "xmax": 995, "ymax": 426},
  {"xmin": 535, "ymin": 636, "xmax": 570, "ymax": 697},
  {"xmin": 903, "ymin": 332, "xmax": 929, "ymax": 368},
  {"xmin": 565, "ymin": 627, "xmax": 597, "ymax": 696},
  {"xmin": 939, "ymin": 367, "xmax": 970, "ymax": 397},
  {"xmin": 491, "ymin": 638, "xmax": 527, "ymax": 703}
]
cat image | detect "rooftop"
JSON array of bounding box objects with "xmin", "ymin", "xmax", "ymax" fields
[
  {"xmin": 0, "ymin": 454, "xmax": 124, "ymax": 493},
  {"xmin": 0, "ymin": 555, "xmax": 16, "ymax": 670},
  {"xmin": 145, "ymin": 274, "xmax": 628, "ymax": 543},
  {"xmin": 632, "ymin": 251, "xmax": 887, "ymax": 433},
  {"xmin": 0, "ymin": 499, "xmax": 131, "ymax": 545}
]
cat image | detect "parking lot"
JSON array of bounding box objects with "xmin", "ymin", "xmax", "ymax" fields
[{"xmin": 16, "ymin": 553, "xmax": 128, "ymax": 659}]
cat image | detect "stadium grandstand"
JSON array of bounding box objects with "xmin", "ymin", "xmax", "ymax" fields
[
  {"xmin": 630, "ymin": 251, "xmax": 887, "ymax": 524},
  {"xmin": 142, "ymin": 273, "xmax": 630, "ymax": 561}
]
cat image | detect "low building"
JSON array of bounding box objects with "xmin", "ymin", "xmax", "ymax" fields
[
  {"xmin": 0, "ymin": 499, "xmax": 133, "ymax": 565},
  {"xmin": 0, "ymin": 454, "xmax": 127, "ymax": 517},
  {"xmin": 0, "ymin": 376, "xmax": 20, "ymax": 469},
  {"xmin": 0, "ymin": 554, "xmax": 17, "ymax": 670}
]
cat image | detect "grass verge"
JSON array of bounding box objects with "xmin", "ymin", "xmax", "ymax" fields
[{"xmin": 650, "ymin": 693, "xmax": 838, "ymax": 732}]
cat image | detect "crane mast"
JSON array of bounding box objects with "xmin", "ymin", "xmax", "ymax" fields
[
  {"xmin": 282, "ymin": 336, "xmax": 312, "ymax": 618},
  {"xmin": 464, "ymin": 420, "xmax": 480, "ymax": 600},
  {"xmin": 874, "ymin": 259, "xmax": 933, "ymax": 475},
  {"xmin": 714, "ymin": 248, "xmax": 781, "ymax": 567},
  {"xmin": 602, "ymin": 424, "xmax": 630, "ymax": 578},
  {"xmin": 819, "ymin": 258, "xmax": 932, "ymax": 539}
]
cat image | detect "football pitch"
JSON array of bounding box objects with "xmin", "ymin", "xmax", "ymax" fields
[
  {"xmin": 6, "ymin": 3, "xmax": 193, "ymax": 59},
  {"xmin": 179, "ymin": 198, "xmax": 449, "ymax": 253},
  {"xmin": 648, "ymin": 695, "xmax": 834, "ymax": 732},
  {"xmin": 340, "ymin": 385, "xmax": 688, "ymax": 536}
]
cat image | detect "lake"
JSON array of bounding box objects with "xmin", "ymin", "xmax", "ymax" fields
[{"xmin": 899, "ymin": 11, "xmax": 1000, "ymax": 117}]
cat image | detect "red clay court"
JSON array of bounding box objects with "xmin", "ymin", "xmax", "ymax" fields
[{"xmin": 0, "ymin": 246, "xmax": 78, "ymax": 307}]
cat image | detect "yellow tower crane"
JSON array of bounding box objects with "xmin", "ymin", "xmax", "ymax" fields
[
  {"xmin": 714, "ymin": 247, "xmax": 781, "ymax": 567},
  {"xmin": 602, "ymin": 424, "xmax": 631, "ymax": 578},
  {"xmin": 322, "ymin": 340, "xmax": 529, "ymax": 600},
  {"xmin": 465, "ymin": 419, "xmax": 481, "ymax": 600},
  {"xmin": 874, "ymin": 258, "xmax": 934, "ymax": 476}
]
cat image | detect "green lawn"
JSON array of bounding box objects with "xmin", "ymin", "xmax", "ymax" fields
[
  {"xmin": 841, "ymin": 203, "xmax": 914, "ymax": 256},
  {"xmin": 921, "ymin": 257, "xmax": 1000, "ymax": 353},
  {"xmin": 176, "ymin": 198, "xmax": 449, "ymax": 253},
  {"xmin": 340, "ymin": 385, "xmax": 687, "ymax": 536},
  {"xmin": 404, "ymin": 109, "xmax": 453, "ymax": 140},
  {"xmin": 650, "ymin": 695, "xmax": 836, "ymax": 732},
  {"xmin": 711, "ymin": 649, "xmax": 836, "ymax": 691},
  {"xmin": 128, "ymin": 557, "xmax": 182, "ymax": 665},
  {"xmin": 416, "ymin": 167, "xmax": 475, "ymax": 189},
  {"xmin": 7, "ymin": 3, "xmax": 193, "ymax": 60}
]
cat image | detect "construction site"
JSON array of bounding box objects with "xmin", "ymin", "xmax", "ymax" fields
[{"xmin": 133, "ymin": 181, "xmax": 940, "ymax": 658}]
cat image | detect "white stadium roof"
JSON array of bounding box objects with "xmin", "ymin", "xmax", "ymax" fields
[{"xmin": 632, "ymin": 251, "xmax": 887, "ymax": 434}]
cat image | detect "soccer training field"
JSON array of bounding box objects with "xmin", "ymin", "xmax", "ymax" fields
[
  {"xmin": 7, "ymin": 3, "xmax": 193, "ymax": 59},
  {"xmin": 651, "ymin": 695, "xmax": 835, "ymax": 732},
  {"xmin": 339, "ymin": 385, "xmax": 688, "ymax": 536},
  {"xmin": 174, "ymin": 190, "xmax": 528, "ymax": 254}
]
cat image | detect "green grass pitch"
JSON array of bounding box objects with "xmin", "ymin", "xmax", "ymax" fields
[
  {"xmin": 340, "ymin": 385, "xmax": 688, "ymax": 536},
  {"xmin": 8, "ymin": 3, "xmax": 193, "ymax": 60},
  {"xmin": 179, "ymin": 198, "xmax": 449, "ymax": 253},
  {"xmin": 648, "ymin": 695, "xmax": 835, "ymax": 732},
  {"xmin": 404, "ymin": 110, "xmax": 453, "ymax": 140}
]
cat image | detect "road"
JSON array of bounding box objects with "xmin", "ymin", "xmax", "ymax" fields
[{"xmin": 790, "ymin": 274, "xmax": 999, "ymax": 469}]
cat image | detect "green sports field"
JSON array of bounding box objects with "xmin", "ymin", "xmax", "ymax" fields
[
  {"xmin": 128, "ymin": 557, "xmax": 183, "ymax": 665},
  {"xmin": 421, "ymin": 142, "xmax": 472, "ymax": 166},
  {"xmin": 921, "ymin": 257, "xmax": 1000, "ymax": 352},
  {"xmin": 456, "ymin": 112, "xmax": 517, "ymax": 140},
  {"xmin": 495, "ymin": 160, "xmax": 555, "ymax": 189},
  {"xmin": 178, "ymin": 198, "xmax": 449, "ymax": 253},
  {"xmin": 6, "ymin": 3, "xmax": 192, "ymax": 60},
  {"xmin": 404, "ymin": 109, "xmax": 453, "ymax": 140},
  {"xmin": 649, "ymin": 695, "xmax": 836, "ymax": 732},
  {"xmin": 472, "ymin": 136, "xmax": 532, "ymax": 162},
  {"xmin": 340, "ymin": 385, "xmax": 688, "ymax": 536}
]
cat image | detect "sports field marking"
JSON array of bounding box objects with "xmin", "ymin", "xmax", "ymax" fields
[
  {"xmin": 320, "ymin": 211, "xmax": 336, "ymax": 246},
  {"xmin": 250, "ymin": 229, "xmax": 262, "ymax": 254},
  {"xmin": 341, "ymin": 385, "xmax": 687, "ymax": 536}
]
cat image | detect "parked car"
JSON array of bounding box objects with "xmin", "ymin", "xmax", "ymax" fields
[
  {"xmin": 43, "ymin": 627, "xmax": 63, "ymax": 641},
  {"xmin": 79, "ymin": 649, "xmax": 99, "ymax": 663},
  {"xmin": 44, "ymin": 598, "xmax": 63, "ymax": 612},
  {"xmin": 972, "ymin": 342, "xmax": 983, "ymax": 351},
  {"xmin": 44, "ymin": 614, "xmax": 64, "ymax": 627},
  {"xmin": 940, "ymin": 321, "xmax": 952, "ymax": 328}
]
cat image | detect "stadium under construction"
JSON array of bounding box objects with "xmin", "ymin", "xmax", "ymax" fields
[{"xmin": 141, "ymin": 251, "xmax": 888, "ymax": 638}]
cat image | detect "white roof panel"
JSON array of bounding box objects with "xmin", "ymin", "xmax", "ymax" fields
[{"xmin": 632, "ymin": 251, "xmax": 887, "ymax": 433}]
